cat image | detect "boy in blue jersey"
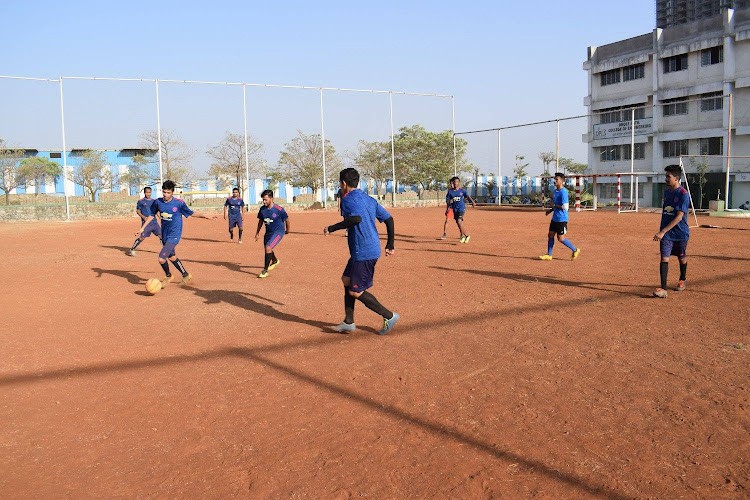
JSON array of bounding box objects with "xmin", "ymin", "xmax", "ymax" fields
[
  {"xmin": 128, "ymin": 187, "xmax": 161, "ymax": 256},
  {"xmin": 324, "ymin": 168, "xmax": 399, "ymax": 335},
  {"xmin": 255, "ymin": 190, "xmax": 290, "ymax": 278},
  {"xmin": 540, "ymin": 172, "xmax": 581, "ymax": 261},
  {"xmin": 135, "ymin": 180, "xmax": 216, "ymax": 285},
  {"xmin": 653, "ymin": 164, "xmax": 690, "ymax": 298},
  {"xmin": 445, "ymin": 176, "xmax": 476, "ymax": 243},
  {"xmin": 224, "ymin": 187, "xmax": 246, "ymax": 243}
]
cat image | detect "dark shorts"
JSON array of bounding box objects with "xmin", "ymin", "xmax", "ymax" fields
[
  {"xmin": 453, "ymin": 210, "xmax": 465, "ymax": 221},
  {"xmin": 229, "ymin": 217, "xmax": 242, "ymax": 229},
  {"xmin": 141, "ymin": 219, "xmax": 161, "ymax": 238},
  {"xmin": 343, "ymin": 258, "xmax": 377, "ymax": 293},
  {"xmin": 159, "ymin": 239, "xmax": 178, "ymax": 259},
  {"xmin": 660, "ymin": 239, "xmax": 688, "ymax": 259},
  {"xmin": 264, "ymin": 232, "xmax": 284, "ymax": 249},
  {"xmin": 549, "ymin": 221, "xmax": 568, "ymax": 235}
]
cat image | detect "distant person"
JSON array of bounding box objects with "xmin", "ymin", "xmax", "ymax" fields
[
  {"xmin": 540, "ymin": 172, "xmax": 581, "ymax": 261},
  {"xmin": 740, "ymin": 200, "xmax": 750, "ymax": 210},
  {"xmin": 224, "ymin": 187, "xmax": 245, "ymax": 243},
  {"xmin": 445, "ymin": 176, "xmax": 476, "ymax": 243},
  {"xmin": 128, "ymin": 186, "xmax": 161, "ymax": 256},
  {"xmin": 255, "ymin": 190, "xmax": 289, "ymax": 279},
  {"xmin": 652, "ymin": 165, "xmax": 690, "ymax": 298}
]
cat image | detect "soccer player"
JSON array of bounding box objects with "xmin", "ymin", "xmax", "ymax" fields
[
  {"xmin": 539, "ymin": 172, "xmax": 581, "ymax": 261},
  {"xmin": 324, "ymin": 167, "xmax": 399, "ymax": 335},
  {"xmin": 127, "ymin": 186, "xmax": 161, "ymax": 256},
  {"xmin": 439, "ymin": 207, "xmax": 453, "ymax": 240},
  {"xmin": 254, "ymin": 190, "xmax": 290, "ymax": 278},
  {"xmin": 135, "ymin": 180, "xmax": 216, "ymax": 285},
  {"xmin": 445, "ymin": 176, "xmax": 476, "ymax": 243},
  {"xmin": 653, "ymin": 164, "xmax": 690, "ymax": 298},
  {"xmin": 224, "ymin": 187, "xmax": 245, "ymax": 243}
]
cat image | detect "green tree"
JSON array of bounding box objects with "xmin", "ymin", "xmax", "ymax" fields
[
  {"xmin": 276, "ymin": 130, "xmax": 342, "ymax": 195},
  {"xmin": 68, "ymin": 150, "xmax": 112, "ymax": 202},
  {"xmin": 18, "ymin": 156, "xmax": 62, "ymax": 197},
  {"xmin": 563, "ymin": 158, "xmax": 588, "ymax": 175},
  {"xmin": 484, "ymin": 175, "xmax": 498, "ymax": 199},
  {"xmin": 538, "ymin": 151, "xmax": 556, "ymax": 175},
  {"xmin": 120, "ymin": 153, "xmax": 155, "ymax": 194},
  {"xmin": 689, "ymin": 157, "xmax": 709, "ymax": 209},
  {"xmin": 0, "ymin": 139, "xmax": 27, "ymax": 205},
  {"xmin": 206, "ymin": 131, "xmax": 266, "ymax": 194},
  {"xmin": 354, "ymin": 139, "xmax": 392, "ymax": 196},
  {"xmin": 513, "ymin": 154, "xmax": 529, "ymax": 179}
]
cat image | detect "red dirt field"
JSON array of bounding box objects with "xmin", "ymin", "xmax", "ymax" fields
[{"xmin": 0, "ymin": 207, "xmax": 748, "ymax": 498}]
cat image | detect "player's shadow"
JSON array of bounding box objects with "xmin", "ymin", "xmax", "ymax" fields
[
  {"xmin": 92, "ymin": 267, "xmax": 145, "ymax": 285},
  {"xmin": 189, "ymin": 259, "xmax": 262, "ymax": 273},
  {"xmin": 692, "ymin": 253, "xmax": 750, "ymax": 262},
  {"xmin": 404, "ymin": 247, "xmax": 534, "ymax": 260},
  {"xmin": 100, "ymin": 244, "xmax": 155, "ymax": 256},
  {"xmin": 431, "ymin": 266, "xmax": 650, "ymax": 296},
  {"xmin": 184, "ymin": 287, "xmax": 380, "ymax": 335},
  {"xmin": 181, "ymin": 237, "xmax": 235, "ymax": 244}
]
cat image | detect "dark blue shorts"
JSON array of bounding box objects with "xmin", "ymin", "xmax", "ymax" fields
[
  {"xmin": 549, "ymin": 221, "xmax": 568, "ymax": 235},
  {"xmin": 343, "ymin": 258, "xmax": 377, "ymax": 293},
  {"xmin": 264, "ymin": 232, "xmax": 284, "ymax": 249},
  {"xmin": 660, "ymin": 239, "xmax": 688, "ymax": 259},
  {"xmin": 453, "ymin": 210, "xmax": 465, "ymax": 221},
  {"xmin": 141, "ymin": 219, "xmax": 161, "ymax": 238},
  {"xmin": 159, "ymin": 239, "xmax": 179, "ymax": 259},
  {"xmin": 229, "ymin": 217, "xmax": 242, "ymax": 229}
]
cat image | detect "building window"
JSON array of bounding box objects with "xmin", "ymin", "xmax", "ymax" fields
[
  {"xmin": 50, "ymin": 152, "xmax": 62, "ymax": 158},
  {"xmin": 598, "ymin": 105, "xmax": 646, "ymax": 124},
  {"xmin": 622, "ymin": 143, "xmax": 646, "ymax": 160},
  {"xmin": 599, "ymin": 108, "xmax": 622, "ymax": 124},
  {"xmin": 600, "ymin": 69, "xmax": 621, "ymax": 86},
  {"xmin": 599, "ymin": 146, "xmax": 621, "ymax": 162},
  {"xmin": 699, "ymin": 137, "xmax": 723, "ymax": 155},
  {"xmin": 700, "ymin": 92, "xmax": 723, "ymax": 111},
  {"xmin": 663, "ymin": 97, "xmax": 688, "ymax": 116},
  {"xmin": 663, "ymin": 140, "xmax": 689, "ymax": 158},
  {"xmin": 623, "ymin": 63, "xmax": 645, "ymax": 81},
  {"xmin": 701, "ymin": 46, "xmax": 723, "ymax": 66},
  {"xmin": 663, "ymin": 54, "xmax": 688, "ymax": 73}
]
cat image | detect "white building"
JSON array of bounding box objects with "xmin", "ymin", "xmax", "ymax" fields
[{"xmin": 584, "ymin": 5, "xmax": 750, "ymax": 208}]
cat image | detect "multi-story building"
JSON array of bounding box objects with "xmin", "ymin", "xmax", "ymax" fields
[{"xmin": 584, "ymin": 2, "xmax": 750, "ymax": 208}]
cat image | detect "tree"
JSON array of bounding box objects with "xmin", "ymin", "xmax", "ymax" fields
[
  {"xmin": 538, "ymin": 151, "xmax": 556, "ymax": 175},
  {"xmin": 690, "ymin": 157, "xmax": 709, "ymax": 209},
  {"xmin": 18, "ymin": 156, "xmax": 62, "ymax": 197},
  {"xmin": 484, "ymin": 176, "xmax": 498, "ymax": 200},
  {"xmin": 68, "ymin": 150, "xmax": 112, "ymax": 202},
  {"xmin": 0, "ymin": 139, "xmax": 27, "ymax": 205},
  {"xmin": 354, "ymin": 139, "xmax": 392, "ymax": 196},
  {"xmin": 275, "ymin": 130, "xmax": 342, "ymax": 194},
  {"xmin": 140, "ymin": 129, "xmax": 194, "ymax": 187},
  {"xmin": 513, "ymin": 154, "xmax": 529, "ymax": 179},
  {"xmin": 563, "ymin": 158, "xmax": 588, "ymax": 175},
  {"xmin": 120, "ymin": 153, "xmax": 155, "ymax": 194},
  {"xmin": 206, "ymin": 131, "xmax": 266, "ymax": 194}
]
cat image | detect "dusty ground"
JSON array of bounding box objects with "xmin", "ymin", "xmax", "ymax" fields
[{"xmin": 0, "ymin": 206, "xmax": 748, "ymax": 498}]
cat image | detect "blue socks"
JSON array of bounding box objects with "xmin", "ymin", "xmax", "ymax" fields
[
  {"xmin": 561, "ymin": 239, "xmax": 577, "ymax": 252},
  {"xmin": 547, "ymin": 237, "xmax": 554, "ymax": 255}
]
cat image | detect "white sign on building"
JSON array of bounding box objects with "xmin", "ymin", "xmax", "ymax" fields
[{"xmin": 593, "ymin": 118, "xmax": 653, "ymax": 140}]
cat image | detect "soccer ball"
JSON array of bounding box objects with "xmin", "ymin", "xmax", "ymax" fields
[{"xmin": 145, "ymin": 278, "xmax": 162, "ymax": 295}]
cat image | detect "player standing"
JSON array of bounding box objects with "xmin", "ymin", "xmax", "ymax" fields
[
  {"xmin": 540, "ymin": 172, "xmax": 581, "ymax": 261},
  {"xmin": 652, "ymin": 164, "xmax": 690, "ymax": 298},
  {"xmin": 127, "ymin": 186, "xmax": 161, "ymax": 256},
  {"xmin": 135, "ymin": 180, "xmax": 216, "ymax": 285},
  {"xmin": 255, "ymin": 190, "xmax": 290, "ymax": 278},
  {"xmin": 445, "ymin": 176, "xmax": 476, "ymax": 243},
  {"xmin": 224, "ymin": 187, "xmax": 245, "ymax": 243},
  {"xmin": 324, "ymin": 167, "xmax": 399, "ymax": 335}
]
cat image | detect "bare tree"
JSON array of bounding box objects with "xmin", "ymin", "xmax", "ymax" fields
[
  {"xmin": 538, "ymin": 151, "xmax": 556, "ymax": 175},
  {"xmin": 275, "ymin": 130, "xmax": 342, "ymax": 194},
  {"xmin": 140, "ymin": 129, "xmax": 194, "ymax": 187},
  {"xmin": 119, "ymin": 153, "xmax": 155, "ymax": 194},
  {"xmin": 68, "ymin": 150, "xmax": 111, "ymax": 202},
  {"xmin": 354, "ymin": 139, "xmax": 391, "ymax": 196},
  {"xmin": 0, "ymin": 139, "xmax": 27, "ymax": 205},
  {"xmin": 19, "ymin": 157, "xmax": 62, "ymax": 197},
  {"xmin": 206, "ymin": 132, "xmax": 266, "ymax": 193}
]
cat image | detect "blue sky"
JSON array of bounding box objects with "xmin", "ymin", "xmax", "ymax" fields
[{"xmin": 0, "ymin": 0, "xmax": 656, "ymax": 176}]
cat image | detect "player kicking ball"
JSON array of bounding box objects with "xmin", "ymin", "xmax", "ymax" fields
[
  {"xmin": 445, "ymin": 176, "xmax": 476, "ymax": 243},
  {"xmin": 540, "ymin": 172, "xmax": 581, "ymax": 261},
  {"xmin": 128, "ymin": 186, "xmax": 161, "ymax": 256},
  {"xmin": 255, "ymin": 190, "xmax": 290, "ymax": 278},
  {"xmin": 135, "ymin": 179, "xmax": 217, "ymax": 286},
  {"xmin": 324, "ymin": 167, "xmax": 399, "ymax": 335},
  {"xmin": 224, "ymin": 187, "xmax": 246, "ymax": 243},
  {"xmin": 652, "ymin": 164, "xmax": 690, "ymax": 298}
]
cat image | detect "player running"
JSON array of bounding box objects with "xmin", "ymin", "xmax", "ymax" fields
[
  {"xmin": 445, "ymin": 176, "xmax": 476, "ymax": 243},
  {"xmin": 127, "ymin": 186, "xmax": 161, "ymax": 256},
  {"xmin": 652, "ymin": 164, "xmax": 690, "ymax": 298},
  {"xmin": 324, "ymin": 167, "xmax": 399, "ymax": 335},
  {"xmin": 255, "ymin": 190, "xmax": 290, "ymax": 278},
  {"xmin": 540, "ymin": 172, "xmax": 581, "ymax": 261},
  {"xmin": 135, "ymin": 180, "xmax": 216, "ymax": 285},
  {"xmin": 224, "ymin": 187, "xmax": 245, "ymax": 243}
]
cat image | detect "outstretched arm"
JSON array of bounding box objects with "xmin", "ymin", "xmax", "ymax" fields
[{"xmin": 324, "ymin": 216, "xmax": 361, "ymax": 235}]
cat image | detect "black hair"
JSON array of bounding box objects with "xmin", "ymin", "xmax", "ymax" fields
[
  {"xmin": 162, "ymin": 180, "xmax": 176, "ymax": 191},
  {"xmin": 554, "ymin": 172, "xmax": 565, "ymax": 180},
  {"xmin": 449, "ymin": 176, "xmax": 459, "ymax": 183},
  {"xmin": 143, "ymin": 186, "xmax": 152, "ymax": 192},
  {"xmin": 232, "ymin": 187, "xmax": 240, "ymax": 192},
  {"xmin": 340, "ymin": 168, "xmax": 360, "ymax": 188},
  {"xmin": 664, "ymin": 164, "xmax": 682, "ymax": 177},
  {"xmin": 260, "ymin": 189, "xmax": 274, "ymax": 198}
]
